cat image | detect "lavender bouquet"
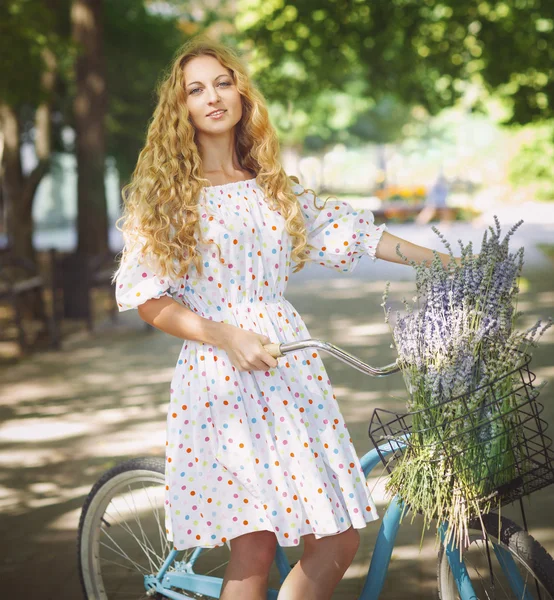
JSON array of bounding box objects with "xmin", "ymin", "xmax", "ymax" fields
[{"xmin": 382, "ymin": 218, "xmax": 551, "ymax": 549}]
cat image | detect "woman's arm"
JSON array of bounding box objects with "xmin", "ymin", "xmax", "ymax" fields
[
  {"xmin": 375, "ymin": 231, "xmax": 453, "ymax": 267},
  {"xmin": 138, "ymin": 296, "xmax": 278, "ymax": 371}
]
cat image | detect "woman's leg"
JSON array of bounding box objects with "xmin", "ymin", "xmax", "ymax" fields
[
  {"xmin": 277, "ymin": 527, "xmax": 360, "ymax": 600},
  {"xmin": 220, "ymin": 530, "xmax": 278, "ymax": 600}
]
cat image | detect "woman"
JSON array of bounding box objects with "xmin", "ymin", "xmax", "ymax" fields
[{"xmin": 115, "ymin": 36, "xmax": 453, "ymax": 600}]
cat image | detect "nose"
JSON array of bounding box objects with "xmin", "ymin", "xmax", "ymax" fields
[{"xmin": 206, "ymin": 85, "xmax": 221, "ymax": 104}]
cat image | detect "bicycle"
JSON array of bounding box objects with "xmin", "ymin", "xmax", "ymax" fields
[{"xmin": 77, "ymin": 338, "xmax": 554, "ymax": 599}]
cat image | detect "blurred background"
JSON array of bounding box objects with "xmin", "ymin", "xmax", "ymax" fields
[{"xmin": 0, "ymin": 1, "xmax": 553, "ymax": 598}]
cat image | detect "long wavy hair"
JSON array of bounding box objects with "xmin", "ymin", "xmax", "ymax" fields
[{"xmin": 116, "ymin": 36, "xmax": 317, "ymax": 280}]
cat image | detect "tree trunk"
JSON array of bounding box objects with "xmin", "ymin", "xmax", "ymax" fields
[
  {"xmin": 0, "ymin": 47, "xmax": 56, "ymax": 262},
  {"xmin": 72, "ymin": 0, "xmax": 109, "ymax": 256},
  {"xmin": 0, "ymin": 133, "xmax": 4, "ymax": 237},
  {"xmin": 0, "ymin": 103, "xmax": 49, "ymax": 328},
  {"xmin": 0, "ymin": 47, "xmax": 56, "ymax": 333},
  {"xmin": 0, "ymin": 104, "xmax": 50, "ymax": 262},
  {"xmin": 1, "ymin": 103, "xmax": 22, "ymax": 254}
]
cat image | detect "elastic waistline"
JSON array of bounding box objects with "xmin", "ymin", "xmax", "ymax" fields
[{"xmin": 184, "ymin": 297, "xmax": 289, "ymax": 315}]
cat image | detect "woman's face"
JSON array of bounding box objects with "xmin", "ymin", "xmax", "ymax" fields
[{"xmin": 183, "ymin": 55, "xmax": 243, "ymax": 136}]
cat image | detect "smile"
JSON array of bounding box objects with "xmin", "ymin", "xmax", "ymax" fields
[{"xmin": 207, "ymin": 110, "xmax": 226, "ymax": 119}]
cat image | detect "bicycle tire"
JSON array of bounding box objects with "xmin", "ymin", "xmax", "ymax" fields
[
  {"xmin": 77, "ymin": 456, "xmax": 233, "ymax": 600},
  {"xmin": 437, "ymin": 513, "xmax": 554, "ymax": 599}
]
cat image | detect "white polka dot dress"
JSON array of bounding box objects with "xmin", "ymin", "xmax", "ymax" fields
[{"xmin": 115, "ymin": 178, "xmax": 386, "ymax": 550}]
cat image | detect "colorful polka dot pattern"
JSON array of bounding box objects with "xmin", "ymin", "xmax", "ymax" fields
[
  {"xmin": 115, "ymin": 178, "xmax": 385, "ymax": 551},
  {"xmin": 291, "ymin": 181, "xmax": 385, "ymax": 270}
]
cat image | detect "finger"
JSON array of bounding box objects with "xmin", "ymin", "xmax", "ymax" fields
[
  {"xmin": 240, "ymin": 350, "xmax": 268, "ymax": 371},
  {"xmin": 247, "ymin": 359, "xmax": 269, "ymax": 371},
  {"xmin": 256, "ymin": 349, "xmax": 278, "ymax": 370},
  {"xmin": 261, "ymin": 351, "xmax": 278, "ymax": 369},
  {"xmin": 239, "ymin": 357, "xmax": 256, "ymax": 371},
  {"xmin": 258, "ymin": 351, "xmax": 278, "ymax": 370}
]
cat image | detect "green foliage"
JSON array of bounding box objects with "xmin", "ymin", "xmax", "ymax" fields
[
  {"xmin": 237, "ymin": 0, "xmax": 463, "ymax": 114},
  {"xmin": 237, "ymin": 0, "xmax": 554, "ymax": 126},
  {"xmin": 103, "ymin": 0, "xmax": 187, "ymax": 184},
  {"xmin": 5, "ymin": 0, "xmax": 554, "ymax": 192},
  {"xmin": 266, "ymin": 85, "xmax": 372, "ymax": 147},
  {"xmin": 474, "ymin": 1, "xmax": 554, "ymax": 124},
  {"xmin": 509, "ymin": 122, "xmax": 554, "ymax": 201},
  {"xmin": 538, "ymin": 244, "xmax": 554, "ymax": 263},
  {"xmin": 348, "ymin": 95, "xmax": 415, "ymax": 145},
  {"xmin": 0, "ymin": 0, "xmax": 71, "ymax": 107}
]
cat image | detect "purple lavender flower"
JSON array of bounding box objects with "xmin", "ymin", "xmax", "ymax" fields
[{"xmin": 382, "ymin": 217, "xmax": 551, "ymax": 546}]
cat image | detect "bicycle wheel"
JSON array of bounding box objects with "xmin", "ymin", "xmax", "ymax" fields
[
  {"xmin": 77, "ymin": 457, "xmax": 232, "ymax": 599},
  {"xmin": 438, "ymin": 513, "xmax": 554, "ymax": 599}
]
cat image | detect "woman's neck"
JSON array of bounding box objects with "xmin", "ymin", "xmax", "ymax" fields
[{"xmin": 197, "ymin": 131, "xmax": 240, "ymax": 177}]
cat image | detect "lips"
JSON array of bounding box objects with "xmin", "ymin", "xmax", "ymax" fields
[{"xmin": 207, "ymin": 109, "xmax": 226, "ymax": 117}]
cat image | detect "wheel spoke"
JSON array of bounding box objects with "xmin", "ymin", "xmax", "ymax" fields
[
  {"xmin": 99, "ymin": 554, "xmax": 147, "ymax": 575},
  {"xmin": 102, "ymin": 589, "xmax": 152, "ymax": 599},
  {"xmin": 464, "ymin": 549, "xmax": 513, "ymax": 598},
  {"xmin": 142, "ymin": 481, "xmax": 171, "ymax": 558},
  {"xmin": 102, "ymin": 505, "xmax": 160, "ymax": 571},
  {"xmin": 438, "ymin": 514, "xmax": 553, "ymax": 600},
  {"xmin": 125, "ymin": 483, "xmax": 162, "ymax": 572},
  {"xmin": 99, "ymin": 533, "xmax": 150, "ymax": 574},
  {"xmin": 103, "ymin": 487, "xmax": 165, "ymax": 570},
  {"xmin": 204, "ymin": 557, "xmax": 231, "ymax": 577}
]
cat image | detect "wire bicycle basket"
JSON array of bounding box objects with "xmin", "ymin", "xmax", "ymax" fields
[{"xmin": 368, "ymin": 354, "xmax": 554, "ymax": 508}]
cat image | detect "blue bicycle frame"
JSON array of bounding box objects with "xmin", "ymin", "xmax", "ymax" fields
[{"xmin": 143, "ymin": 442, "xmax": 528, "ymax": 599}]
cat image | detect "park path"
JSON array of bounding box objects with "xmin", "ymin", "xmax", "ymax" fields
[{"xmin": 1, "ymin": 220, "xmax": 553, "ymax": 599}]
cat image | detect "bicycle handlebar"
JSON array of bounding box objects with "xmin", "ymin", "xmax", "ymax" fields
[{"xmin": 264, "ymin": 339, "xmax": 400, "ymax": 377}]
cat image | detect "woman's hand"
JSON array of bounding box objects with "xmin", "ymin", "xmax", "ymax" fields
[
  {"xmin": 215, "ymin": 323, "xmax": 279, "ymax": 372},
  {"xmin": 137, "ymin": 298, "xmax": 279, "ymax": 371}
]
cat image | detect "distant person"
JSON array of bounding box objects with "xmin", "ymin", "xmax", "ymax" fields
[
  {"xmin": 114, "ymin": 36, "xmax": 456, "ymax": 599},
  {"xmin": 418, "ymin": 170, "xmax": 450, "ymax": 224},
  {"xmin": 427, "ymin": 170, "xmax": 449, "ymax": 208}
]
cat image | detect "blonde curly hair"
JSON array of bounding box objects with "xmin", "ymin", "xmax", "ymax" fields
[{"xmin": 116, "ymin": 36, "xmax": 316, "ymax": 280}]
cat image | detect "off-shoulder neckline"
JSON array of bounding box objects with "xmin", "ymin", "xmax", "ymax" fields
[{"xmin": 202, "ymin": 177, "xmax": 257, "ymax": 190}]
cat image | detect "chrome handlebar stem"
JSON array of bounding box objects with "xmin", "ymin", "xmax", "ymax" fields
[{"xmin": 276, "ymin": 339, "xmax": 400, "ymax": 377}]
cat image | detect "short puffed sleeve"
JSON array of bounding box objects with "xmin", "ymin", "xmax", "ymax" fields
[
  {"xmin": 114, "ymin": 237, "xmax": 178, "ymax": 311},
  {"xmin": 291, "ymin": 180, "xmax": 386, "ymax": 272}
]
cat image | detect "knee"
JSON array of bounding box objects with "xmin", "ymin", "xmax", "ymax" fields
[{"xmin": 230, "ymin": 530, "xmax": 277, "ymax": 573}]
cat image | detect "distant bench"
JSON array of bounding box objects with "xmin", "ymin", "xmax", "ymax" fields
[
  {"xmin": 0, "ymin": 253, "xmax": 58, "ymax": 353},
  {"xmin": 0, "ymin": 249, "xmax": 123, "ymax": 355}
]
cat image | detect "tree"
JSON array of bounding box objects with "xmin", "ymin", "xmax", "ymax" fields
[
  {"xmin": 71, "ymin": 0, "xmax": 108, "ymax": 256},
  {"xmin": 236, "ymin": 0, "xmax": 554, "ymax": 125},
  {"xmin": 103, "ymin": 0, "xmax": 185, "ymax": 188},
  {"xmin": 1, "ymin": 0, "xmax": 186, "ymax": 262},
  {"xmin": 0, "ymin": 0, "xmax": 66, "ymax": 260}
]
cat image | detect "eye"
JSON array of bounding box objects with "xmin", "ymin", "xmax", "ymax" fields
[
  {"xmin": 190, "ymin": 87, "xmax": 202, "ymax": 94},
  {"xmin": 218, "ymin": 81, "xmax": 231, "ymax": 87}
]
